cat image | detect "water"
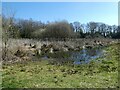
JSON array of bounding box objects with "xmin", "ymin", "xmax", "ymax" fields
[
  {"xmin": 71, "ymin": 48, "xmax": 103, "ymax": 64},
  {"xmin": 41, "ymin": 47, "xmax": 104, "ymax": 64}
]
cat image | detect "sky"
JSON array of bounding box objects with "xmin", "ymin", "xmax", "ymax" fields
[{"xmin": 2, "ymin": 2, "xmax": 118, "ymax": 25}]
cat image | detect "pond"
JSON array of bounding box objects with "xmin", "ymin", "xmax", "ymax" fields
[
  {"xmin": 40, "ymin": 47, "xmax": 104, "ymax": 64},
  {"xmin": 71, "ymin": 48, "xmax": 103, "ymax": 64}
]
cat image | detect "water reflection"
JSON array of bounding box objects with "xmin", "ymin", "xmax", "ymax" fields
[
  {"xmin": 72, "ymin": 48, "xmax": 103, "ymax": 64},
  {"xmin": 41, "ymin": 47, "xmax": 103, "ymax": 64}
]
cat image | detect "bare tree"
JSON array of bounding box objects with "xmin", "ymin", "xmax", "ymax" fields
[
  {"xmin": 87, "ymin": 22, "xmax": 98, "ymax": 38},
  {"xmin": 73, "ymin": 21, "xmax": 81, "ymax": 32},
  {"xmin": 2, "ymin": 7, "xmax": 16, "ymax": 61}
]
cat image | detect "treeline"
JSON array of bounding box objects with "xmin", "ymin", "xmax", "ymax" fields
[{"xmin": 2, "ymin": 17, "xmax": 120, "ymax": 40}]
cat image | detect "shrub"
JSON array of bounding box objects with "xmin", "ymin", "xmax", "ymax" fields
[{"xmin": 42, "ymin": 21, "xmax": 75, "ymax": 39}]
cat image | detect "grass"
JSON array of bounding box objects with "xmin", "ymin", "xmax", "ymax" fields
[{"xmin": 2, "ymin": 43, "xmax": 119, "ymax": 88}]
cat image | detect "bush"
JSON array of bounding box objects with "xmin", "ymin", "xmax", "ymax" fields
[
  {"xmin": 31, "ymin": 29, "xmax": 46, "ymax": 39},
  {"xmin": 41, "ymin": 21, "xmax": 75, "ymax": 39}
]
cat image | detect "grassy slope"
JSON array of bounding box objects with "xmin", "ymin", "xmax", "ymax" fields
[{"xmin": 2, "ymin": 43, "xmax": 119, "ymax": 88}]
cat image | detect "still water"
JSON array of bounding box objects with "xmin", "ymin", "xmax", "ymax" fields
[
  {"xmin": 71, "ymin": 48, "xmax": 103, "ymax": 64},
  {"xmin": 41, "ymin": 47, "xmax": 104, "ymax": 64}
]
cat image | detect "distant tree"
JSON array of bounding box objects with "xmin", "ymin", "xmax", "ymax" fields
[
  {"xmin": 112, "ymin": 25, "xmax": 120, "ymax": 38},
  {"xmin": 18, "ymin": 19, "xmax": 46, "ymax": 38},
  {"xmin": 79, "ymin": 28, "xmax": 84, "ymax": 38},
  {"xmin": 80, "ymin": 24, "xmax": 86, "ymax": 33},
  {"xmin": 72, "ymin": 21, "xmax": 86, "ymax": 38},
  {"xmin": 112, "ymin": 25, "xmax": 118, "ymax": 34},
  {"xmin": 98, "ymin": 23, "xmax": 107, "ymax": 37},
  {"xmin": 42, "ymin": 21, "xmax": 75, "ymax": 39},
  {"xmin": 106, "ymin": 25, "xmax": 112, "ymax": 38},
  {"xmin": 87, "ymin": 22, "xmax": 98, "ymax": 37},
  {"xmin": 73, "ymin": 21, "xmax": 81, "ymax": 32},
  {"xmin": 18, "ymin": 19, "xmax": 35, "ymax": 38},
  {"xmin": 70, "ymin": 23, "xmax": 74, "ymax": 32}
]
